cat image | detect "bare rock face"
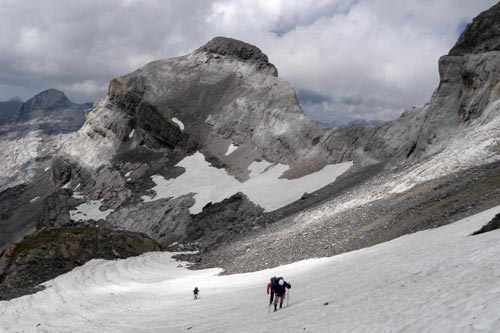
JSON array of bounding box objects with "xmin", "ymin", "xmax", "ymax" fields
[
  {"xmin": 62, "ymin": 37, "xmax": 336, "ymax": 177},
  {"xmin": 197, "ymin": 36, "xmax": 278, "ymax": 76},
  {"xmin": 406, "ymin": 2, "xmax": 500, "ymax": 161},
  {"xmin": 449, "ymin": 2, "xmax": 500, "ymax": 56}
]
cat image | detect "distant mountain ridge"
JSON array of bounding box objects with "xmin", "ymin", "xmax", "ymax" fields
[
  {"xmin": 7, "ymin": 96, "xmax": 23, "ymax": 103},
  {"xmin": 0, "ymin": 100, "xmax": 22, "ymax": 126},
  {"xmin": 0, "ymin": 88, "xmax": 92, "ymax": 192},
  {"xmin": 6, "ymin": 89, "xmax": 91, "ymax": 133}
]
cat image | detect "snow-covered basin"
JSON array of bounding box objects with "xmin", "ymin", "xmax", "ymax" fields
[
  {"xmin": 2, "ymin": 206, "xmax": 500, "ymax": 332},
  {"xmin": 143, "ymin": 152, "xmax": 353, "ymax": 214}
]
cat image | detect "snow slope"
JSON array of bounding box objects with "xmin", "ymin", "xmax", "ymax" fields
[
  {"xmin": 142, "ymin": 152, "xmax": 353, "ymax": 214},
  {"xmin": 2, "ymin": 207, "xmax": 500, "ymax": 332}
]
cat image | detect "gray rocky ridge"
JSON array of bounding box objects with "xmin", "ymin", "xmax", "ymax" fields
[{"xmin": 0, "ymin": 89, "xmax": 91, "ymax": 190}]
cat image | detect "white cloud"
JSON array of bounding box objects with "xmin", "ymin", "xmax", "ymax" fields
[
  {"xmin": 0, "ymin": 0, "xmax": 497, "ymax": 123},
  {"xmin": 63, "ymin": 80, "xmax": 108, "ymax": 97}
]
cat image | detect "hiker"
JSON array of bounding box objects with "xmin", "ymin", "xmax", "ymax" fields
[
  {"xmin": 266, "ymin": 277, "xmax": 276, "ymax": 304},
  {"xmin": 272, "ymin": 277, "xmax": 291, "ymax": 312},
  {"xmin": 193, "ymin": 287, "xmax": 199, "ymax": 300}
]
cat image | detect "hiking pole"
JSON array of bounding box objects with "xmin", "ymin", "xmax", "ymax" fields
[{"xmin": 268, "ymin": 302, "xmax": 271, "ymax": 314}]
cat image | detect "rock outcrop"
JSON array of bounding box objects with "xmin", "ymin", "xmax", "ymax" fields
[
  {"xmin": 62, "ymin": 37, "xmax": 330, "ymax": 176},
  {"xmin": 0, "ymin": 227, "xmax": 160, "ymax": 300},
  {"xmin": 450, "ymin": 2, "xmax": 500, "ymax": 56}
]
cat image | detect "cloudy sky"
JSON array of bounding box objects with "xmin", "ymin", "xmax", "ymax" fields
[{"xmin": 0, "ymin": 0, "xmax": 497, "ymax": 124}]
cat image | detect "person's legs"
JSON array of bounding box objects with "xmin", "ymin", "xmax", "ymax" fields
[
  {"xmin": 274, "ymin": 293, "xmax": 279, "ymax": 311},
  {"xmin": 279, "ymin": 294, "xmax": 285, "ymax": 308},
  {"xmin": 269, "ymin": 292, "xmax": 274, "ymax": 304}
]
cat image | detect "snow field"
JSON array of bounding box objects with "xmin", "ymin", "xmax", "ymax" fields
[
  {"xmin": 172, "ymin": 117, "xmax": 184, "ymax": 130},
  {"xmin": 69, "ymin": 199, "xmax": 114, "ymax": 222},
  {"xmin": 2, "ymin": 206, "xmax": 500, "ymax": 331},
  {"xmin": 142, "ymin": 152, "xmax": 353, "ymax": 214}
]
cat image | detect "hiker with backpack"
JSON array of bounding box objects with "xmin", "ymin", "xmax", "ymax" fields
[
  {"xmin": 266, "ymin": 277, "xmax": 276, "ymax": 304},
  {"xmin": 193, "ymin": 287, "xmax": 199, "ymax": 300},
  {"xmin": 272, "ymin": 277, "xmax": 291, "ymax": 312}
]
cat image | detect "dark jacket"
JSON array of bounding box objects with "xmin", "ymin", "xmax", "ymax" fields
[{"xmin": 272, "ymin": 277, "xmax": 291, "ymax": 296}]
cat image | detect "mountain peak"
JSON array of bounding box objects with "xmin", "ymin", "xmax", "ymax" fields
[
  {"xmin": 7, "ymin": 96, "xmax": 23, "ymax": 103},
  {"xmin": 196, "ymin": 37, "xmax": 278, "ymax": 76},
  {"xmin": 449, "ymin": 2, "xmax": 500, "ymax": 56},
  {"xmin": 23, "ymin": 89, "xmax": 73, "ymax": 111},
  {"xmin": 9, "ymin": 88, "xmax": 77, "ymax": 124}
]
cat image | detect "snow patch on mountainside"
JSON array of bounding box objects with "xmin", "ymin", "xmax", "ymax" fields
[
  {"xmin": 171, "ymin": 117, "xmax": 184, "ymax": 130},
  {"xmin": 142, "ymin": 152, "xmax": 352, "ymax": 214},
  {"xmin": 225, "ymin": 143, "xmax": 238, "ymax": 156},
  {"xmin": 2, "ymin": 206, "xmax": 500, "ymax": 332},
  {"xmin": 69, "ymin": 199, "xmax": 114, "ymax": 222}
]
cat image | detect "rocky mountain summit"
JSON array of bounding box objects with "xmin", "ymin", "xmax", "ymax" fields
[
  {"xmin": 3, "ymin": 3, "xmax": 500, "ymax": 299},
  {"xmin": 450, "ymin": 2, "xmax": 500, "ymax": 56},
  {"xmin": 12, "ymin": 89, "xmax": 73, "ymax": 121},
  {"xmin": 6, "ymin": 89, "xmax": 90, "ymax": 133},
  {"xmin": 0, "ymin": 89, "xmax": 91, "ymax": 190}
]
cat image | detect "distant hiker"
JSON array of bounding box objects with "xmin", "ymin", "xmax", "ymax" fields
[
  {"xmin": 272, "ymin": 277, "xmax": 291, "ymax": 312},
  {"xmin": 193, "ymin": 287, "xmax": 199, "ymax": 300},
  {"xmin": 267, "ymin": 277, "xmax": 276, "ymax": 304}
]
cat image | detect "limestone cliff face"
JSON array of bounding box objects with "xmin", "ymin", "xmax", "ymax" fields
[
  {"xmin": 449, "ymin": 2, "xmax": 500, "ymax": 56},
  {"xmin": 321, "ymin": 1, "xmax": 500, "ymax": 168},
  {"xmin": 404, "ymin": 2, "xmax": 500, "ymax": 162},
  {"xmin": 63, "ymin": 37, "xmax": 331, "ymax": 177}
]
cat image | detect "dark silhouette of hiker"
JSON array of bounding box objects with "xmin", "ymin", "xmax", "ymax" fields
[
  {"xmin": 193, "ymin": 287, "xmax": 199, "ymax": 300},
  {"xmin": 266, "ymin": 277, "xmax": 276, "ymax": 304},
  {"xmin": 272, "ymin": 277, "xmax": 291, "ymax": 311}
]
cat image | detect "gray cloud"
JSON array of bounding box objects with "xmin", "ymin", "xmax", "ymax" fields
[{"xmin": 0, "ymin": 0, "xmax": 497, "ymax": 124}]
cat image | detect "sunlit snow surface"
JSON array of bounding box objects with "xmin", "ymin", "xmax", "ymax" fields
[
  {"xmin": 142, "ymin": 152, "xmax": 353, "ymax": 213},
  {"xmin": 69, "ymin": 199, "xmax": 114, "ymax": 222},
  {"xmin": 225, "ymin": 143, "xmax": 238, "ymax": 156},
  {"xmin": 172, "ymin": 117, "xmax": 184, "ymax": 130},
  {"xmin": 2, "ymin": 207, "xmax": 500, "ymax": 332}
]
